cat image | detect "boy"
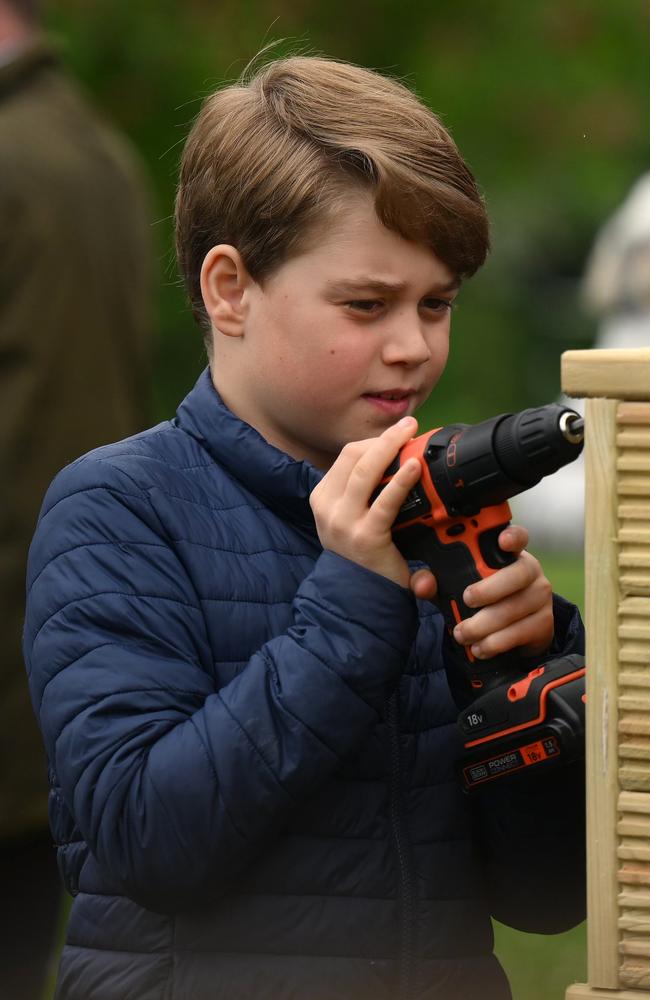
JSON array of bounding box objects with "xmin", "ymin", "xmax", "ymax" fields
[{"xmin": 24, "ymin": 56, "xmax": 585, "ymax": 1000}]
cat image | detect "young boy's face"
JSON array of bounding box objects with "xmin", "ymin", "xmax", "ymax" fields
[{"xmin": 211, "ymin": 194, "xmax": 459, "ymax": 470}]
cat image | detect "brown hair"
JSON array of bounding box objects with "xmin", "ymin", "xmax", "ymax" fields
[{"xmin": 175, "ymin": 55, "xmax": 490, "ymax": 339}]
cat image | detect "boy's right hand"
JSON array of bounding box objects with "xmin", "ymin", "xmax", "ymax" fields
[{"xmin": 309, "ymin": 416, "xmax": 438, "ymax": 597}]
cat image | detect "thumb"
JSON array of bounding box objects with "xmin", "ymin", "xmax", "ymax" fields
[
  {"xmin": 498, "ymin": 524, "xmax": 529, "ymax": 554},
  {"xmin": 410, "ymin": 567, "xmax": 438, "ymax": 602}
]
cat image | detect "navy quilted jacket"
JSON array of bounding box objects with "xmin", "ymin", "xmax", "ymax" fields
[{"xmin": 24, "ymin": 370, "xmax": 586, "ymax": 1000}]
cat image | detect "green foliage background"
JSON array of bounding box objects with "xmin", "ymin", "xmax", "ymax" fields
[
  {"xmin": 46, "ymin": 0, "xmax": 650, "ymax": 426},
  {"xmin": 42, "ymin": 1, "xmax": 640, "ymax": 995}
]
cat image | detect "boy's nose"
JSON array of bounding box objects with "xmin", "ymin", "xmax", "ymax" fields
[{"xmin": 382, "ymin": 319, "xmax": 432, "ymax": 367}]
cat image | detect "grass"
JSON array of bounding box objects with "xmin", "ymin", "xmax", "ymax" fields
[
  {"xmin": 495, "ymin": 920, "xmax": 587, "ymax": 1000},
  {"xmin": 44, "ymin": 550, "xmax": 586, "ymax": 1000},
  {"xmin": 534, "ymin": 551, "xmax": 585, "ymax": 619}
]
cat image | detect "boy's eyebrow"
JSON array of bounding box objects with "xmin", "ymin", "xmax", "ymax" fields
[{"xmin": 324, "ymin": 276, "xmax": 461, "ymax": 296}]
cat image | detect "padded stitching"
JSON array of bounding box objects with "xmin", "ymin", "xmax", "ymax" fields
[{"xmin": 32, "ymin": 591, "xmax": 203, "ymax": 646}]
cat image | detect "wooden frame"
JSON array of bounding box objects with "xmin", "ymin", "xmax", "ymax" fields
[{"xmin": 563, "ymin": 350, "xmax": 650, "ymax": 999}]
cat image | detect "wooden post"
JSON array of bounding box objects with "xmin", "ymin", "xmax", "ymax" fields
[{"xmin": 563, "ymin": 349, "xmax": 650, "ymax": 999}]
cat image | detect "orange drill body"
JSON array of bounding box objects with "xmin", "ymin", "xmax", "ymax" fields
[{"xmin": 383, "ymin": 403, "xmax": 586, "ymax": 787}]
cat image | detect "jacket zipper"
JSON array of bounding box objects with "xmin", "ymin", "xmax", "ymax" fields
[{"xmin": 388, "ymin": 689, "xmax": 416, "ymax": 1000}]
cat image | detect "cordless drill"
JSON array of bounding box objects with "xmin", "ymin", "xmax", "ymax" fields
[{"xmin": 385, "ymin": 403, "xmax": 586, "ymax": 789}]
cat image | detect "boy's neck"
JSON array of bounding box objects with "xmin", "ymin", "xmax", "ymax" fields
[{"xmin": 210, "ymin": 367, "xmax": 334, "ymax": 471}]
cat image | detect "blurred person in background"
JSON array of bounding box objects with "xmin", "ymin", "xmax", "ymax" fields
[
  {"xmin": 512, "ymin": 174, "xmax": 650, "ymax": 551},
  {"xmin": 581, "ymin": 172, "xmax": 650, "ymax": 350},
  {"xmin": 0, "ymin": 0, "xmax": 154, "ymax": 996}
]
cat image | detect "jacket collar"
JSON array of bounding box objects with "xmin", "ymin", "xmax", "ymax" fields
[{"xmin": 175, "ymin": 368, "xmax": 322, "ymax": 531}]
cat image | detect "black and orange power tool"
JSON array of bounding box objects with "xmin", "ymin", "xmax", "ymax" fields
[{"xmin": 385, "ymin": 403, "xmax": 586, "ymax": 789}]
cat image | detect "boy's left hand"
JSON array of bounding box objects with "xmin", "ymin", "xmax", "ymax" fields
[{"xmin": 411, "ymin": 524, "xmax": 554, "ymax": 661}]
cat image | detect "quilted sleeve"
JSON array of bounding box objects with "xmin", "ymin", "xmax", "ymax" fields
[{"xmin": 24, "ymin": 455, "xmax": 417, "ymax": 913}]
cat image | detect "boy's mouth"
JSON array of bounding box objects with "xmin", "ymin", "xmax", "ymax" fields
[{"xmin": 362, "ymin": 389, "xmax": 414, "ymax": 416}]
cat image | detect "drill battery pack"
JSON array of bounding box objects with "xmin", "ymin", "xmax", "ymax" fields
[{"xmin": 458, "ymin": 653, "xmax": 586, "ymax": 790}]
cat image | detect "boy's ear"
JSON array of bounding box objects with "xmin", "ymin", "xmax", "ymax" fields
[{"xmin": 200, "ymin": 245, "xmax": 252, "ymax": 338}]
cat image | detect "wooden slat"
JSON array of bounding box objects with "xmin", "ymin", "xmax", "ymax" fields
[
  {"xmin": 581, "ymin": 398, "xmax": 621, "ymax": 988},
  {"xmin": 620, "ymin": 915, "xmax": 650, "ymax": 935},
  {"xmin": 620, "ymin": 870, "xmax": 650, "ymax": 887},
  {"xmin": 620, "ymin": 725, "xmax": 650, "ymax": 736},
  {"xmin": 621, "ymin": 650, "xmax": 650, "ymax": 665},
  {"xmin": 619, "ymin": 628, "xmax": 650, "ymax": 644},
  {"xmin": 619, "ymin": 817, "xmax": 650, "ymax": 836},
  {"xmin": 621, "ymin": 937, "xmax": 650, "ymax": 957},
  {"xmin": 618, "ymin": 482, "xmax": 650, "ymax": 498},
  {"xmin": 619, "ymin": 503, "xmax": 650, "ymax": 520},
  {"xmin": 619, "ymin": 714, "xmax": 650, "ymax": 731},
  {"xmin": 618, "ymin": 676, "xmax": 650, "ymax": 688},
  {"xmin": 619, "ymin": 890, "xmax": 650, "ymax": 909},
  {"xmin": 620, "ymin": 720, "xmax": 650, "ymax": 738},
  {"xmin": 620, "ymin": 577, "xmax": 650, "ymax": 597},
  {"xmin": 562, "ymin": 349, "xmax": 650, "ymax": 399},
  {"xmin": 619, "ymin": 598, "xmax": 650, "ymax": 615},
  {"xmin": 620, "ymin": 528, "xmax": 650, "ymax": 543},
  {"xmin": 618, "ymin": 458, "xmax": 650, "ymax": 473},
  {"xmin": 620, "ymin": 745, "xmax": 650, "ymax": 763},
  {"xmin": 620, "ymin": 771, "xmax": 650, "ymax": 792},
  {"xmin": 619, "ymin": 404, "xmax": 650, "ymax": 426},
  {"xmin": 619, "ymin": 555, "xmax": 650, "ymax": 570},
  {"xmin": 619, "ymin": 846, "xmax": 650, "ymax": 862},
  {"xmin": 618, "ymin": 432, "xmax": 650, "ymax": 449},
  {"xmin": 621, "ymin": 965, "xmax": 650, "ymax": 990},
  {"xmin": 620, "ymin": 792, "xmax": 650, "ymax": 814},
  {"xmin": 568, "ymin": 986, "xmax": 650, "ymax": 998}
]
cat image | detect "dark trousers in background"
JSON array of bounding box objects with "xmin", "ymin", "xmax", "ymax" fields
[{"xmin": 0, "ymin": 832, "xmax": 62, "ymax": 1000}]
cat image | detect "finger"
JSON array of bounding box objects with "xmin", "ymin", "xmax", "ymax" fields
[
  {"xmin": 497, "ymin": 524, "xmax": 529, "ymax": 555},
  {"xmin": 367, "ymin": 456, "xmax": 422, "ymax": 527},
  {"xmin": 310, "ymin": 437, "xmax": 374, "ymax": 504},
  {"xmin": 453, "ymin": 576, "xmax": 552, "ymax": 646},
  {"xmin": 410, "ymin": 568, "xmax": 438, "ymax": 601},
  {"xmin": 463, "ymin": 552, "xmax": 542, "ymax": 609},
  {"xmin": 466, "ymin": 606, "xmax": 555, "ymax": 660},
  {"xmin": 344, "ymin": 416, "xmax": 419, "ymax": 507}
]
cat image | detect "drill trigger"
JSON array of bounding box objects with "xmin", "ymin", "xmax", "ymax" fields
[{"xmin": 507, "ymin": 665, "xmax": 546, "ymax": 702}]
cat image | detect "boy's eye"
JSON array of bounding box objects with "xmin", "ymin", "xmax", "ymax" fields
[
  {"xmin": 346, "ymin": 300, "xmax": 382, "ymax": 313},
  {"xmin": 344, "ymin": 297, "xmax": 455, "ymax": 316},
  {"xmin": 422, "ymin": 297, "xmax": 454, "ymax": 313}
]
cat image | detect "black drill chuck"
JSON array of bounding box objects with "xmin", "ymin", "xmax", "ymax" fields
[{"xmin": 425, "ymin": 403, "xmax": 584, "ymax": 517}]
